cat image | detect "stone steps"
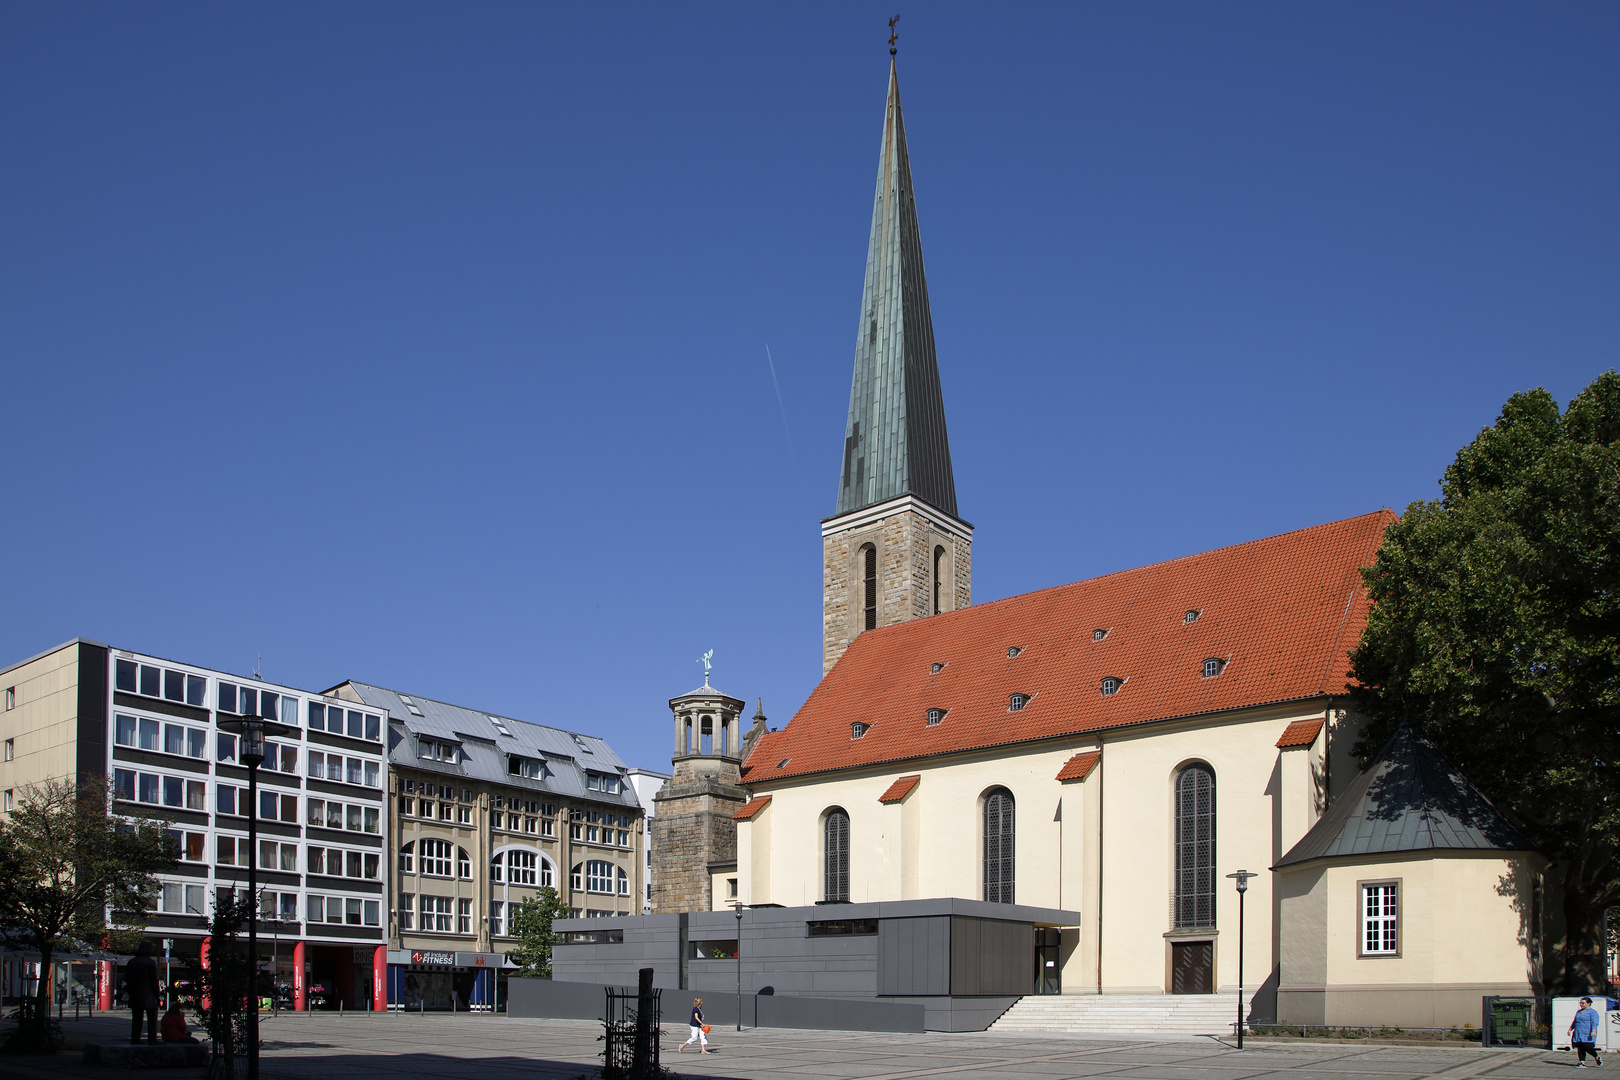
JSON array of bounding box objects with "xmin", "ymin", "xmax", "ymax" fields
[{"xmin": 990, "ymin": 993, "xmax": 1253, "ymax": 1035}]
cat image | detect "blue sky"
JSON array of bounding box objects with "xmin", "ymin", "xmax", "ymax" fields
[{"xmin": 3, "ymin": 3, "xmax": 1615, "ymax": 774}]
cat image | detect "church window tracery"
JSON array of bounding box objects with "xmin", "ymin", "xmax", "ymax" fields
[
  {"xmin": 1174, "ymin": 763, "xmax": 1216, "ymax": 928},
  {"xmin": 824, "ymin": 808, "xmax": 850, "ymax": 903},
  {"xmin": 983, "ymin": 788, "xmax": 1015, "ymax": 904}
]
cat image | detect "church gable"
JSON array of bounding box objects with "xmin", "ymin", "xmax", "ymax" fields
[{"xmin": 749, "ymin": 510, "xmax": 1394, "ymax": 784}]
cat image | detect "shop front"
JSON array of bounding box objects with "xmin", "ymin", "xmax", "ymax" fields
[{"xmin": 385, "ymin": 950, "xmax": 511, "ymax": 1012}]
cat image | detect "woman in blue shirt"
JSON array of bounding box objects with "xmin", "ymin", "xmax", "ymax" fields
[
  {"xmin": 678, "ymin": 998, "xmax": 711, "ymax": 1054},
  {"xmin": 1571, "ymin": 997, "xmax": 1602, "ymax": 1067}
]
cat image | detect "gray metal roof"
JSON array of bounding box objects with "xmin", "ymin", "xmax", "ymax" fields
[
  {"xmin": 1276, "ymin": 724, "xmax": 1536, "ymax": 868},
  {"xmin": 834, "ymin": 59, "xmax": 958, "ymax": 520},
  {"xmin": 342, "ymin": 681, "xmax": 643, "ymax": 812}
]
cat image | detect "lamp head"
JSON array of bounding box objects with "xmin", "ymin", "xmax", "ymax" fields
[
  {"xmin": 216, "ymin": 712, "xmax": 295, "ymax": 769},
  {"xmin": 1226, "ymin": 869, "xmax": 1257, "ymax": 894}
]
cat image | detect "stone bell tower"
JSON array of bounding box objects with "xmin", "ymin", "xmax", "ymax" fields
[
  {"xmin": 650, "ymin": 674, "xmax": 766, "ymax": 914},
  {"xmin": 823, "ymin": 57, "xmax": 971, "ymax": 675}
]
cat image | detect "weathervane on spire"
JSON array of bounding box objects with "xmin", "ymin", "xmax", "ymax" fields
[
  {"xmin": 888, "ymin": 15, "xmax": 900, "ymax": 56},
  {"xmin": 697, "ymin": 649, "xmax": 713, "ymax": 686}
]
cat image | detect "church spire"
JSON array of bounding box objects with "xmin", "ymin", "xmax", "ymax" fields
[{"xmin": 835, "ymin": 59, "xmax": 958, "ymax": 519}]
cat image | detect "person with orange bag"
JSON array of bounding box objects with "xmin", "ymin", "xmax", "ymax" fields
[{"xmin": 677, "ymin": 997, "xmax": 712, "ymax": 1054}]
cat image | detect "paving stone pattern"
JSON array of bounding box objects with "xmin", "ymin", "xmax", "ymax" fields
[{"xmin": 3, "ymin": 1013, "xmax": 1601, "ymax": 1080}]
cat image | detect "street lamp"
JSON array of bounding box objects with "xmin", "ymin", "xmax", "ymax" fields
[
  {"xmin": 732, "ymin": 903, "xmax": 744, "ymax": 1032},
  {"xmin": 216, "ymin": 709, "xmax": 294, "ymax": 1080},
  {"xmin": 1226, "ymin": 870, "xmax": 1256, "ymax": 1049}
]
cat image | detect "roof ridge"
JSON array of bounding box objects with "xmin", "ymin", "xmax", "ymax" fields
[{"xmin": 353, "ymin": 680, "xmax": 602, "ymax": 743}]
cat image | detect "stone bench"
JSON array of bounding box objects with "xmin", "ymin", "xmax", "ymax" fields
[{"xmin": 83, "ymin": 1042, "xmax": 211, "ymax": 1068}]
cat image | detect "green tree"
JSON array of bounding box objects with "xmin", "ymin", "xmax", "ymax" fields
[
  {"xmin": 1348, "ymin": 370, "xmax": 1620, "ymax": 994},
  {"xmin": 506, "ymin": 887, "xmax": 572, "ymax": 978},
  {"xmin": 182, "ymin": 890, "xmax": 258, "ymax": 1078},
  {"xmin": 0, "ymin": 777, "xmax": 177, "ymax": 1047}
]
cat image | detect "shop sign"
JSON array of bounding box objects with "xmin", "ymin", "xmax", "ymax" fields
[
  {"xmin": 410, "ymin": 950, "xmax": 455, "ymax": 966},
  {"xmin": 453, "ymin": 952, "xmax": 505, "ymax": 968}
]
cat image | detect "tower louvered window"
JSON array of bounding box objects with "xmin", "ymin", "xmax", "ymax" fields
[
  {"xmin": 933, "ymin": 545, "xmax": 945, "ymax": 614},
  {"xmin": 862, "ymin": 545, "xmax": 878, "ymax": 631},
  {"xmin": 983, "ymin": 788, "xmax": 1015, "ymax": 904},
  {"xmin": 1174, "ymin": 763, "xmax": 1216, "ymax": 927},
  {"xmin": 824, "ymin": 808, "xmax": 850, "ymax": 903}
]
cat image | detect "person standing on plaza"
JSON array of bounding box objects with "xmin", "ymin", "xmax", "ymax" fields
[
  {"xmin": 1571, "ymin": 997, "xmax": 1602, "ymax": 1067},
  {"xmin": 125, "ymin": 942, "xmax": 162, "ymax": 1046},
  {"xmin": 678, "ymin": 997, "xmax": 711, "ymax": 1054}
]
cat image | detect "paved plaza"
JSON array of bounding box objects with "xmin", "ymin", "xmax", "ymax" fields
[{"xmin": 0, "ymin": 1012, "xmax": 1599, "ymax": 1080}]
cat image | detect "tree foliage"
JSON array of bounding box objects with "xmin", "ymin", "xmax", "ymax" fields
[
  {"xmin": 182, "ymin": 890, "xmax": 259, "ymax": 1076},
  {"xmin": 506, "ymin": 887, "xmax": 572, "ymax": 978},
  {"xmin": 0, "ymin": 776, "xmax": 178, "ymax": 1042},
  {"xmin": 1349, "ymin": 370, "xmax": 1620, "ymax": 993}
]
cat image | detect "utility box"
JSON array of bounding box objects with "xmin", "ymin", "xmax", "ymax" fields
[{"xmin": 1553, "ymin": 996, "xmax": 1613, "ymax": 1052}]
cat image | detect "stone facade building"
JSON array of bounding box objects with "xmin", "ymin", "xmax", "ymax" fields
[
  {"xmin": 648, "ymin": 681, "xmax": 764, "ymax": 914},
  {"xmin": 327, "ymin": 681, "xmax": 644, "ymax": 1008}
]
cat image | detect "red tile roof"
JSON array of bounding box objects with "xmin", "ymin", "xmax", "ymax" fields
[
  {"xmin": 1276, "ymin": 718, "xmax": 1325, "ymax": 749},
  {"xmin": 877, "ymin": 775, "xmax": 921, "ymax": 803},
  {"xmin": 1055, "ymin": 751, "xmax": 1101, "ymax": 782},
  {"xmin": 744, "ymin": 511, "xmax": 1392, "ymax": 785},
  {"xmin": 732, "ymin": 795, "xmax": 771, "ymax": 820}
]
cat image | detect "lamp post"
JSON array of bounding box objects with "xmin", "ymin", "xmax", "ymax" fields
[
  {"xmin": 1226, "ymin": 870, "xmax": 1256, "ymax": 1049},
  {"xmin": 217, "ymin": 711, "xmax": 294, "ymax": 1080},
  {"xmin": 733, "ymin": 904, "xmax": 743, "ymax": 1032}
]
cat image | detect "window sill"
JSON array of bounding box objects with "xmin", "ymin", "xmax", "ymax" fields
[{"xmin": 1163, "ymin": 928, "xmax": 1219, "ymax": 939}]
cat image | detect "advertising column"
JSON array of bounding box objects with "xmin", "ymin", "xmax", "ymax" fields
[{"xmin": 292, "ymin": 942, "xmax": 306, "ymax": 1011}]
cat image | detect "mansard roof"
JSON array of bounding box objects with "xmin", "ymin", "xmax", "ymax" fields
[
  {"xmin": 743, "ymin": 510, "xmax": 1395, "ymax": 784},
  {"xmin": 834, "ymin": 59, "xmax": 957, "ymax": 520},
  {"xmin": 1276, "ymin": 723, "xmax": 1537, "ymax": 867},
  {"xmin": 334, "ymin": 680, "xmax": 640, "ymax": 812}
]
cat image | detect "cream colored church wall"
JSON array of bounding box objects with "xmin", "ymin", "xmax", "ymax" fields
[
  {"xmin": 1277, "ymin": 852, "xmax": 1541, "ymax": 1027},
  {"xmin": 1088, "ymin": 705, "xmax": 1325, "ymax": 995},
  {"xmin": 738, "ymin": 700, "xmax": 1336, "ymax": 997}
]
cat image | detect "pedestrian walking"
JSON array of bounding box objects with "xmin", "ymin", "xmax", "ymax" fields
[
  {"xmin": 678, "ymin": 997, "xmax": 712, "ymax": 1054},
  {"xmin": 125, "ymin": 942, "xmax": 162, "ymax": 1046},
  {"xmin": 1571, "ymin": 996, "xmax": 1603, "ymax": 1067}
]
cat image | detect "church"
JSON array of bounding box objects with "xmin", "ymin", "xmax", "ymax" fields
[{"xmin": 551, "ymin": 54, "xmax": 1545, "ymax": 1033}]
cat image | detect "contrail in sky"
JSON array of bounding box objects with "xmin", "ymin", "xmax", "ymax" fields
[{"xmin": 765, "ymin": 343, "xmax": 796, "ymax": 466}]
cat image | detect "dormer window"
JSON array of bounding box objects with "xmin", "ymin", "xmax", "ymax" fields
[
  {"xmin": 1202, "ymin": 658, "xmax": 1226, "ymax": 678},
  {"xmin": 1100, "ymin": 677, "xmax": 1122, "ymax": 697},
  {"xmin": 1092, "ymin": 628, "xmax": 1108, "ymax": 641},
  {"xmin": 930, "ymin": 662, "xmax": 944, "ymax": 674},
  {"xmin": 1007, "ymin": 646, "xmax": 1023, "ymax": 658},
  {"xmin": 421, "ymin": 739, "xmax": 460, "ymax": 763},
  {"xmin": 926, "ymin": 708, "xmax": 946, "ymax": 726},
  {"xmin": 1008, "ymin": 694, "xmax": 1030, "ymax": 712},
  {"xmin": 507, "ymin": 755, "xmax": 543, "ymax": 780},
  {"xmin": 850, "ymin": 722, "xmax": 870, "ymax": 740},
  {"xmin": 585, "ymin": 772, "xmax": 622, "ymax": 794},
  {"xmin": 1184, "ymin": 609, "xmax": 1201, "ymax": 624}
]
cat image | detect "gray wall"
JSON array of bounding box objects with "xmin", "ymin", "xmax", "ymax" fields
[
  {"xmin": 547, "ymin": 898, "xmax": 1078, "ymax": 1031},
  {"xmin": 508, "ymin": 977, "xmax": 925, "ymax": 1033}
]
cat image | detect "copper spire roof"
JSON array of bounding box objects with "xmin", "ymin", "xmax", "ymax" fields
[
  {"xmin": 743, "ymin": 511, "xmax": 1396, "ymax": 784},
  {"xmin": 835, "ymin": 60, "xmax": 957, "ymax": 520}
]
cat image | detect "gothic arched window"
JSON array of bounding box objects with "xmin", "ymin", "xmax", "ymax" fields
[
  {"xmin": 983, "ymin": 788, "xmax": 1015, "ymax": 904},
  {"xmin": 861, "ymin": 544, "xmax": 878, "ymax": 631},
  {"xmin": 1174, "ymin": 763, "xmax": 1216, "ymax": 928},
  {"xmin": 824, "ymin": 808, "xmax": 850, "ymax": 903}
]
